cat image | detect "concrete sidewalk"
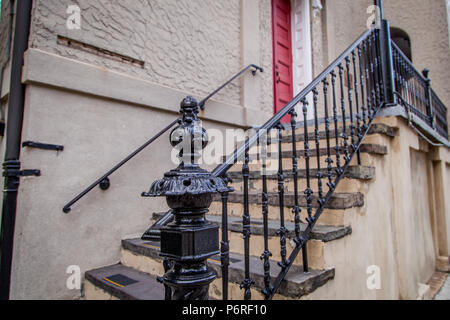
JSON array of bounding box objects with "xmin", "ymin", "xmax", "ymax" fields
[{"xmin": 434, "ymin": 274, "xmax": 450, "ymax": 300}]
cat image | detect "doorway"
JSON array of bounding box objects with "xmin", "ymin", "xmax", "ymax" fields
[{"xmin": 272, "ymin": 0, "xmax": 312, "ymax": 123}]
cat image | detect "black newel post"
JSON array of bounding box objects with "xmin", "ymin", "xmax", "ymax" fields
[
  {"xmin": 375, "ymin": 0, "xmax": 396, "ymax": 106},
  {"xmin": 142, "ymin": 96, "xmax": 228, "ymax": 300}
]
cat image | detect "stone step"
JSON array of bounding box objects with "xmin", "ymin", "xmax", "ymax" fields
[
  {"xmin": 231, "ymin": 123, "xmax": 395, "ymax": 158},
  {"xmin": 152, "ymin": 212, "xmax": 351, "ymax": 243},
  {"xmin": 243, "ymin": 143, "xmax": 387, "ymax": 162},
  {"xmin": 209, "ymin": 201, "xmax": 358, "ymax": 227},
  {"xmin": 120, "ymin": 238, "xmax": 335, "ymax": 300},
  {"xmin": 212, "ymin": 191, "xmax": 364, "ymax": 210},
  {"xmin": 208, "ymin": 191, "xmax": 364, "ymax": 227},
  {"xmin": 84, "ymin": 264, "xmax": 164, "ymax": 300},
  {"xmin": 151, "ymin": 213, "xmax": 352, "ymax": 270},
  {"xmin": 228, "ymin": 165, "xmax": 374, "ymax": 194},
  {"xmin": 227, "ymin": 145, "xmax": 386, "ymax": 173},
  {"xmin": 209, "ymin": 201, "xmax": 359, "ymax": 227},
  {"xmin": 228, "ymin": 165, "xmax": 375, "ymax": 181},
  {"xmin": 263, "ymin": 122, "xmax": 396, "ymax": 146}
]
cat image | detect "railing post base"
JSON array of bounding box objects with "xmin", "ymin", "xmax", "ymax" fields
[{"xmin": 142, "ymin": 96, "xmax": 228, "ymax": 300}]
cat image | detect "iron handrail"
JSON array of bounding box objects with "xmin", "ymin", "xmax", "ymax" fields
[
  {"xmin": 62, "ymin": 64, "xmax": 263, "ymax": 213},
  {"xmin": 199, "ymin": 64, "xmax": 264, "ymax": 110},
  {"xmin": 62, "ymin": 118, "xmax": 180, "ymax": 213},
  {"xmin": 391, "ymin": 40, "xmax": 448, "ymax": 139},
  {"xmin": 212, "ymin": 29, "xmax": 373, "ymax": 178},
  {"xmin": 390, "ymin": 40, "xmax": 427, "ymax": 85},
  {"xmin": 206, "ymin": 28, "xmax": 380, "ymax": 300}
]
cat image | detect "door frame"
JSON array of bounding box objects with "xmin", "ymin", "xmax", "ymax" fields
[
  {"xmin": 271, "ymin": 0, "xmax": 294, "ymax": 120},
  {"xmin": 271, "ymin": 0, "xmax": 313, "ymax": 120}
]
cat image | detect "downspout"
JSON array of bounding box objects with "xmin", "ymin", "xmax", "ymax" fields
[
  {"xmin": 0, "ymin": 0, "xmax": 15, "ymax": 105},
  {"xmin": 0, "ymin": 0, "xmax": 33, "ymax": 300}
]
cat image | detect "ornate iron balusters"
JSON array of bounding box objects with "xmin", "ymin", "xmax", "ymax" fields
[
  {"xmin": 301, "ymin": 98, "xmax": 311, "ymax": 272},
  {"xmin": 367, "ymin": 35, "xmax": 377, "ymax": 118},
  {"xmin": 320, "ymin": 80, "xmax": 334, "ymax": 192},
  {"xmin": 345, "ymin": 56, "xmax": 357, "ymax": 155},
  {"xmin": 289, "ymin": 109, "xmax": 302, "ymax": 241},
  {"xmin": 363, "ymin": 39, "xmax": 373, "ymax": 122},
  {"xmin": 240, "ymin": 137, "xmax": 254, "ymax": 300},
  {"xmin": 352, "ymin": 50, "xmax": 362, "ymax": 164},
  {"xmin": 338, "ymin": 63, "xmax": 350, "ymax": 162},
  {"xmin": 220, "ymin": 189, "xmax": 230, "ymax": 300},
  {"xmin": 357, "ymin": 45, "xmax": 368, "ymax": 131},
  {"xmin": 275, "ymin": 123, "xmax": 288, "ymax": 270},
  {"xmin": 302, "ymin": 97, "xmax": 313, "ymax": 223},
  {"xmin": 260, "ymin": 128, "xmax": 272, "ymax": 299},
  {"xmin": 331, "ymin": 70, "xmax": 343, "ymax": 176}
]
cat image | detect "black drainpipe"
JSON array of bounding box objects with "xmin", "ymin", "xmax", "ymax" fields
[{"xmin": 0, "ymin": 0, "xmax": 33, "ymax": 300}]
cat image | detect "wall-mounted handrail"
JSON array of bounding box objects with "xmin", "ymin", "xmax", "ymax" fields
[
  {"xmin": 62, "ymin": 64, "xmax": 263, "ymax": 213},
  {"xmin": 199, "ymin": 64, "xmax": 264, "ymax": 110},
  {"xmin": 62, "ymin": 118, "xmax": 180, "ymax": 213}
]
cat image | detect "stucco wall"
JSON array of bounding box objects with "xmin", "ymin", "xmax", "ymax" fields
[
  {"xmin": 11, "ymin": 64, "xmax": 245, "ymax": 299},
  {"xmin": 303, "ymin": 116, "xmax": 450, "ymax": 300},
  {"xmin": 29, "ymin": 0, "xmax": 243, "ymax": 107},
  {"xmin": 0, "ymin": 0, "xmax": 12, "ymax": 66}
]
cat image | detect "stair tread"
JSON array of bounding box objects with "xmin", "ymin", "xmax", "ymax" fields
[
  {"xmin": 269, "ymin": 122, "xmax": 397, "ymax": 144},
  {"xmin": 151, "ymin": 213, "xmax": 352, "ymax": 242},
  {"xmin": 213, "ymin": 191, "xmax": 364, "ymax": 210},
  {"xmin": 121, "ymin": 239, "xmax": 335, "ymax": 299},
  {"xmin": 228, "ymin": 165, "xmax": 375, "ymax": 180},
  {"xmin": 245, "ymin": 143, "xmax": 387, "ymax": 159},
  {"xmin": 85, "ymin": 264, "xmax": 164, "ymax": 300}
]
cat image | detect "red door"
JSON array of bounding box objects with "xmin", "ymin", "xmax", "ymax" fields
[{"xmin": 272, "ymin": 0, "xmax": 293, "ymax": 123}]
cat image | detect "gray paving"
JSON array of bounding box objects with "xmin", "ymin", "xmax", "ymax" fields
[{"xmin": 434, "ymin": 274, "xmax": 450, "ymax": 300}]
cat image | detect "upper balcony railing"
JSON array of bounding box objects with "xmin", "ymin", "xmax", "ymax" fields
[{"xmin": 391, "ymin": 40, "xmax": 448, "ymax": 140}]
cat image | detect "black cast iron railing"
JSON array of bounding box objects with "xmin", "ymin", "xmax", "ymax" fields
[
  {"xmin": 431, "ymin": 89, "xmax": 449, "ymax": 140},
  {"xmin": 391, "ymin": 41, "xmax": 448, "ymax": 140},
  {"xmin": 146, "ymin": 11, "xmax": 449, "ymax": 300},
  {"xmin": 62, "ymin": 64, "xmax": 263, "ymax": 213},
  {"xmin": 212, "ymin": 26, "xmax": 386, "ymax": 300}
]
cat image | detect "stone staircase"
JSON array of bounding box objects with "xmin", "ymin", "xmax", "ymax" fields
[{"xmin": 83, "ymin": 121, "xmax": 397, "ymax": 300}]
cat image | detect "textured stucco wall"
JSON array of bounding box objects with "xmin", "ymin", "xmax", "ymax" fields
[
  {"xmin": 10, "ymin": 79, "xmax": 244, "ymax": 300},
  {"xmin": 303, "ymin": 117, "xmax": 449, "ymax": 300},
  {"xmin": 0, "ymin": 0, "xmax": 12, "ymax": 67},
  {"xmin": 29, "ymin": 0, "xmax": 242, "ymax": 107}
]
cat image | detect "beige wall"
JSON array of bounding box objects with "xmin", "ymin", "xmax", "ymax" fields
[
  {"xmin": 5, "ymin": 0, "xmax": 275, "ymax": 299},
  {"xmin": 28, "ymin": 0, "xmax": 274, "ymax": 116},
  {"xmin": 0, "ymin": 0, "xmax": 12, "ymax": 66},
  {"xmin": 304, "ymin": 117, "xmax": 450, "ymax": 300},
  {"xmin": 10, "ymin": 48, "xmax": 253, "ymax": 299}
]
